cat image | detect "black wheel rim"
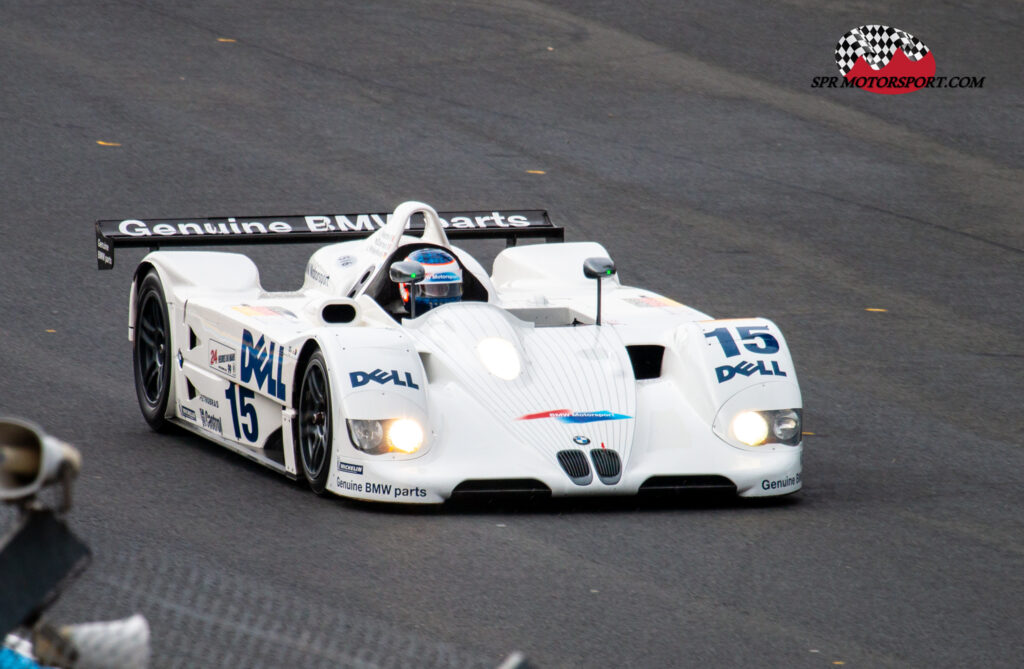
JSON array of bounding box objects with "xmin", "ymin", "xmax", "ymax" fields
[
  {"xmin": 138, "ymin": 292, "xmax": 167, "ymax": 405},
  {"xmin": 300, "ymin": 362, "xmax": 330, "ymax": 478}
]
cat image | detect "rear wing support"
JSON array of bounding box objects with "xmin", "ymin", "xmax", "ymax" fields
[{"xmin": 95, "ymin": 210, "xmax": 562, "ymax": 270}]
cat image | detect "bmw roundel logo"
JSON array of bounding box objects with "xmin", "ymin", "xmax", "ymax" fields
[{"xmin": 573, "ymin": 435, "xmax": 590, "ymax": 445}]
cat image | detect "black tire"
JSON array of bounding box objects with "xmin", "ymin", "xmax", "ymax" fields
[
  {"xmin": 297, "ymin": 350, "xmax": 333, "ymax": 494},
  {"xmin": 133, "ymin": 270, "xmax": 173, "ymax": 431}
]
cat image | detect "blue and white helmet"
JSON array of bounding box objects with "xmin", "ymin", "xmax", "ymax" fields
[{"xmin": 399, "ymin": 248, "xmax": 463, "ymax": 314}]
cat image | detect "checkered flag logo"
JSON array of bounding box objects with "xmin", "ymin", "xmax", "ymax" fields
[{"xmin": 835, "ymin": 25, "xmax": 930, "ymax": 77}]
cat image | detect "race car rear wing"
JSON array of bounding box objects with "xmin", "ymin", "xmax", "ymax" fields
[{"xmin": 95, "ymin": 210, "xmax": 562, "ymax": 269}]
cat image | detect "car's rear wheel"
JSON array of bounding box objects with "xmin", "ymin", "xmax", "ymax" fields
[
  {"xmin": 297, "ymin": 350, "xmax": 332, "ymax": 494},
  {"xmin": 133, "ymin": 270, "xmax": 172, "ymax": 431}
]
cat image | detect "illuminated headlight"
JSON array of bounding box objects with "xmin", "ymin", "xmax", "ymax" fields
[
  {"xmin": 476, "ymin": 337, "xmax": 521, "ymax": 380},
  {"xmin": 732, "ymin": 411, "xmax": 769, "ymax": 446},
  {"xmin": 387, "ymin": 418, "xmax": 424, "ymax": 453},
  {"xmin": 729, "ymin": 409, "xmax": 802, "ymax": 447},
  {"xmin": 347, "ymin": 418, "xmax": 424, "ymax": 455}
]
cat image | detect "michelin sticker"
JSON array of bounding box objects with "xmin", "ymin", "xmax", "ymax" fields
[{"xmin": 338, "ymin": 461, "xmax": 364, "ymax": 475}]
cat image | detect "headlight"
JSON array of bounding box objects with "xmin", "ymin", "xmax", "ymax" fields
[
  {"xmin": 387, "ymin": 419, "xmax": 424, "ymax": 453},
  {"xmin": 348, "ymin": 419, "xmax": 385, "ymax": 454},
  {"xmin": 347, "ymin": 418, "xmax": 425, "ymax": 455},
  {"xmin": 476, "ymin": 337, "xmax": 521, "ymax": 380},
  {"xmin": 729, "ymin": 409, "xmax": 802, "ymax": 447},
  {"xmin": 732, "ymin": 411, "xmax": 769, "ymax": 446},
  {"xmin": 771, "ymin": 409, "xmax": 801, "ymax": 443}
]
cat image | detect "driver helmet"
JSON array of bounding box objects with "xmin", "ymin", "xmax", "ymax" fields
[{"xmin": 400, "ymin": 248, "xmax": 463, "ymax": 314}]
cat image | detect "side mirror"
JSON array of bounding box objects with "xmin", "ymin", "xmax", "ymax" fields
[
  {"xmin": 389, "ymin": 261, "xmax": 426, "ymax": 285},
  {"xmin": 582, "ymin": 257, "xmax": 615, "ymax": 325},
  {"xmin": 583, "ymin": 257, "xmax": 616, "ymax": 279},
  {"xmin": 389, "ymin": 261, "xmax": 426, "ymax": 318},
  {"xmin": 0, "ymin": 418, "xmax": 81, "ymax": 508}
]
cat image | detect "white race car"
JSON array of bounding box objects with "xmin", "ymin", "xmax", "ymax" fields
[{"xmin": 96, "ymin": 201, "xmax": 803, "ymax": 503}]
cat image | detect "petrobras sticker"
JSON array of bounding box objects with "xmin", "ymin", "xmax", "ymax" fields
[
  {"xmin": 209, "ymin": 339, "xmax": 237, "ymax": 377},
  {"xmin": 518, "ymin": 409, "xmax": 632, "ymax": 424}
]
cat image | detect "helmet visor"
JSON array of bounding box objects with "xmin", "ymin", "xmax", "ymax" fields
[{"xmin": 419, "ymin": 283, "xmax": 462, "ymax": 299}]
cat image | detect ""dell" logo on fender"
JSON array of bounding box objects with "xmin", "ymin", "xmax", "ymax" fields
[
  {"xmin": 715, "ymin": 359, "xmax": 787, "ymax": 384},
  {"xmin": 240, "ymin": 329, "xmax": 287, "ymax": 400},
  {"xmin": 349, "ymin": 369, "xmax": 419, "ymax": 389}
]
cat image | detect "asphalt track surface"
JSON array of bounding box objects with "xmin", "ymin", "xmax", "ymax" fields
[{"xmin": 1, "ymin": 1, "xmax": 1022, "ymax": 667}]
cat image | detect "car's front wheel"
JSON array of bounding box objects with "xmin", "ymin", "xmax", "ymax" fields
[
  {"xmin": 297, "ymin": 350, "xmax": 332, "ymax": 495},
  {"xmin": 133, "ymin": 270, "xmax": 172, "ymax": 431}
]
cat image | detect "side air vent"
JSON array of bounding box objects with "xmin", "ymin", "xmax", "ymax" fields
[
  {"xmin": 322, "ymin": 303, "xmax": 357, "ymax": 323},
  {"xmin": 263, "ymin": 428, "xmax": 284, "ymax": 466},
  {"xmin": 450, "ymin": 479, "xmax": 552, "ymax": 499},
  {"xmin": 418, "ymin": 352, "xmax": 437, "ymax": 384},
  {"xmin": 556, "ymin": 449, "xmax": 592, "ymax": 486},
  {"xmin": 626, "ymin": 345, "xmax": 665, "ymax": 380},
  {"xmin": 186, "ymin": 378, "xmax": 197, "ymax": 400},
  {"xmin": 189, "ymin": 327, "xmax": 198, "ymax": 349},
  {"xmin": 639, "ymin": 475, "xmax": 737, "ymax": 494},
  {"xmin": 590, "ymin": 449, "xmax": 622, "ymax": 485}
]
